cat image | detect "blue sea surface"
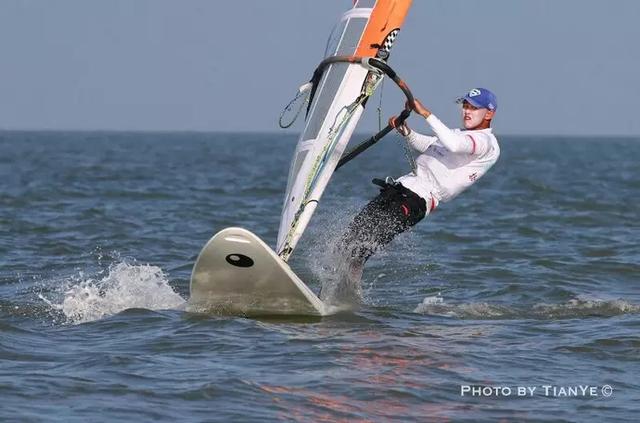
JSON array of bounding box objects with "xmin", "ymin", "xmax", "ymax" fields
[{"xmin": 1, "ymin": 131, "xmax": 639, "ymax": 421}]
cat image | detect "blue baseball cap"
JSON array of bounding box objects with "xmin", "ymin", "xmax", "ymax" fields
[{"xmin": 456, "ymin": 88, "xmax": 497, "ymax": 111}]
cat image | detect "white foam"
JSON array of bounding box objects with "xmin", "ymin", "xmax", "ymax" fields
[
  {"xmin": 414, "ymin": 295, "xmax": 640, "ymax": 319},
  {"xmin": 532, "ymin": 297, "xmax": 640, "ymax": 319},
  {"xmin": 40, "ymin": 261, "xmax": 185, "ymax": 324},
  {"xmin": 420, "ymin": 295, "xmax": 444, "ymax": 306}
]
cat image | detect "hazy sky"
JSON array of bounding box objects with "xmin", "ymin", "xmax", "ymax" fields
[{"xmin": 1, "ymin": 0, "xmax": 638, "ymax": 135}]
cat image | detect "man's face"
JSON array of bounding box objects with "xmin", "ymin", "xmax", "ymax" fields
[{"xmin": 461, "ymin": 100, "xmax": 492, "ymax": 129}]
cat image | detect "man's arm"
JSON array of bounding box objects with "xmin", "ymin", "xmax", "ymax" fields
[
  {"xmin": 426, "ymin": 114, "xmax": 489, "ymax": 155},
  {"xmin": 411, "ymin": 99, "xmax": 490, "ymax": 155},
  {"xmin": 405, "ymin": 131, "xmax": 438, "ymax": 153},
  {"xmin": 389, "ymin": 116, "xmax": 437, "ymax": 153}
]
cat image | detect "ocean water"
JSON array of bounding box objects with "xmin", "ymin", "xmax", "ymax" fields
[{"xmin": 1, "ymin": 130, "xmax": 638, "ymax": 422}]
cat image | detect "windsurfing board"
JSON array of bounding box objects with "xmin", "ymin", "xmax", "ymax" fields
[{"xmin": 188, "ymin": 227, "xmax": 328, "ymax": 316}]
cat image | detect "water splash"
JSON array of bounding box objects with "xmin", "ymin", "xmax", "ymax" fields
[
  {"xmin": 299, "ymin": 198, "xmax": 426, "ymax": 308},
  {"xmin": 39, "ymin": 261, "xmax": 185, "ymax": 324},
  {"xmin": 414, "ymin": 295, "xmax": 640, "ymax": 320},
  {"xmin": 299, "ymin": 202, "xmax": 366, "ymax": 308},
  {"xmin": 317, "ymin": 259, "xmax": 365, "ymax": 308}
]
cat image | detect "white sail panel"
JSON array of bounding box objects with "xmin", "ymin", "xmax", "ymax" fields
[
  {"xmin": 276, "ymin": 0, "xmax": 413, "ymax": 260},
  {"xmin": 276, "ymin": 6, "xmax": 374, "ymax": 259}
]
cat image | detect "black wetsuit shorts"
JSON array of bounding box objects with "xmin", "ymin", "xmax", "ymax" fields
[{"xmin": 338, "ymin": 179, "xmax": 427, "ymax": 264}]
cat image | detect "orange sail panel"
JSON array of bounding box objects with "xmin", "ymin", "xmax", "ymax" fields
[{"xmin": 356, "ymin": 0, "xmax": 412, "ymax": 58}]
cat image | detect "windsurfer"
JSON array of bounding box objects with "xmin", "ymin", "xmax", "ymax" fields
[{"xmin": 337, "ymin": 88, "xmax": 501, "ymax": 277}]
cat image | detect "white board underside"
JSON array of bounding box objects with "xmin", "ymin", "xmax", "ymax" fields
[{"xmin": 189, "ymin": 227, "xmax": 328, "ymax": 316}]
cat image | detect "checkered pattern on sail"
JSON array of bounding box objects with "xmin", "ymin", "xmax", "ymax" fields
[{"xmin": 375, "ymin": 28, "xmax": 400, "ymax": 60}]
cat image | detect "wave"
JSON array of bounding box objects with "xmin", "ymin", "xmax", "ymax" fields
[{"xmin": 414, "ymin": 295, "xmax": 640, "ymax": 320}]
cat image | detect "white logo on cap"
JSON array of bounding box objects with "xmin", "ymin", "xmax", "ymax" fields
[{"xmin": 469, "ymin": 89, "xmax": 481, "ymax": 97}]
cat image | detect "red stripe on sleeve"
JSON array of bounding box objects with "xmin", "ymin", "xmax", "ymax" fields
[{"xmin": 466, "ymin": 134, "xmax": 477, "ymax": 155}]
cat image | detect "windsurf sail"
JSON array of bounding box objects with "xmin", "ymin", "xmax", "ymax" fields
[{"xmin": 277, "ymin": 0, "xmax": 413, "ymax": 260}]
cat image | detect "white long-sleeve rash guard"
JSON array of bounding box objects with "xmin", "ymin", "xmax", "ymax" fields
[{"xmin": 396, "ymin": 114, "xmax": 500, "ymax": 208}]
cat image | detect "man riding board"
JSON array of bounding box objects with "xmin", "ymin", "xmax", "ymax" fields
[{"xmin": 333, "ymin": 88, "xmax": 500, "ymax": 289}]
